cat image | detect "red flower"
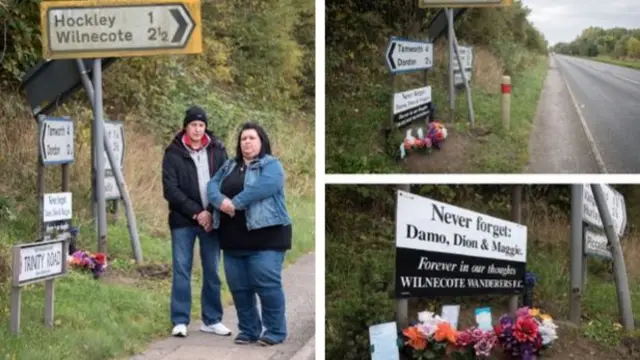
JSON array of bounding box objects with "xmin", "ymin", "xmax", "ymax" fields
[
  {"xmin": 94, "ymin": 253, "xmax": 106, "ymax": 265},
  {"xmin": 513, "ymin": 317, "xmax": 538, "ymax": 343}
]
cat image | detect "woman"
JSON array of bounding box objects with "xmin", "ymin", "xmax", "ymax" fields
[{"xmin": 206, "ymin": 122, "xmax": 292, "ymax": 346}]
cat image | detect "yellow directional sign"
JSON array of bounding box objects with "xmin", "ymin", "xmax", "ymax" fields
[
  {"xmin": 40, "ymin": 0, "xmax": 202, "ymax": 59},
  {"xmin": 418, "ymin": 0, "xmax": 512, "ymax": 7}
]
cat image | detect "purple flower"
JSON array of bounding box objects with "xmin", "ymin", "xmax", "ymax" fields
[{"xmin": 499, "ymin": 314, "xmax": 514, "ymax": 327}]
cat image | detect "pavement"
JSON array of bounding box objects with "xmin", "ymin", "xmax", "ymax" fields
[
  {"xmin": 544, "ymin": 54, "xmax": 640, "ymax": 173},
  {"xmin": 129, "ymin": 252, "xmax": 315, "ymax": 360}
]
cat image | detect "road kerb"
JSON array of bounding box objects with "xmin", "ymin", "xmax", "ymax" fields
[{"xmin": 289, "ymin": 335, "xmax": 315, "ymax": 360}]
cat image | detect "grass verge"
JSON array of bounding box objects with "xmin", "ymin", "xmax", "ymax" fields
[
  {"xmin": 326, "ymin": 45, "xmax": 549, "ymax": 173},
  {"xmin": 590, "ymin": 56, "xmax": 640, "ymax": 70}
]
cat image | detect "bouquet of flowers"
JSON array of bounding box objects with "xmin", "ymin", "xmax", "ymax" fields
[
  {"xmin": 453, "ymin": 327, "xmax": 499, "ymax": 359},
  {"xmin": 401, "ymin": 311, "xmax": 458, "ymax": 359},
  {"xmin": 494, "ymin": 307, "xmax": 558, "ymax": 360},
  {"xmin": 68, "ymin": 249, "xmax": 108, "ymax": 278},
  {"xmin": 399, "ymin": 122, "xmax": 448, "ymax": 159}
]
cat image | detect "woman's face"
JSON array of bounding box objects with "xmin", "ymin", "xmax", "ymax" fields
[{"xmin": 240, "ymin": 129, "xmax": 261, "ymax": 160}]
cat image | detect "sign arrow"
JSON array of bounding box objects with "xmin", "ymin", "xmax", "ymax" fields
[
  {"xmin": 170, "ymin": 8, "xmax": 187, "ymax": 43},
  {"xmin": 40, "ymin": 0, "xmax": 202, "ymax": 59},
  {"xmin": 385, "ymin": 37, "xmax": 434, "ymax": 74}
]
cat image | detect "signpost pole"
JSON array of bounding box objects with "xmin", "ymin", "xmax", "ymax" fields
[
  {"xmin": 591, "ymin": 184, "xmax": 634, "ymax": 331},
  {"xmin": 36, "ymin": 115, "xmax": 46, "ymax": 240},
  {"xmin": 10, "ymin": 247, "xmax": 21, "ymax": 334},
  {"xmin": 76, "ymin": 60, "xmax": 143, "ymax": 264},
  {"xmin": 93, "ymin": 59, "xmax": 108, "ymax": 254},
  {"xmin": 395, "ymin": 184, "xmax": 410, "ymax": 330},
  {"xmin": 452, "ymin": 37, "xmax": 475, "ymax": 127},
  {"xmin": 509, "ymin": 185, "xmax": 522, "ymax": 314},
  {"xmin": 447, "ymin": 8, "xmax": 455, "ymax": 118},
  {"xmin": 569, "ymin": 184, "xmax": 583, "ymax": 325}
]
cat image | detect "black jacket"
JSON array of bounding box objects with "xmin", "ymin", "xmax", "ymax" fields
[{"xmin": 162, "ymin": 130, "xmax": 228, "ymax": 229}]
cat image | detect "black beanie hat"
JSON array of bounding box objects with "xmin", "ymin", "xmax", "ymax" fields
[{"xmin": 183, "ymin": 105, "xmax": 208, "ymax": 128}]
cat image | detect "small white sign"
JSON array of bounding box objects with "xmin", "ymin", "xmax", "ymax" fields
[
  {"xmin": 385, "ymin": 38, "xmax": 434, "ymax": 73},
  {"xmin": 17, "ymin": 240, "xmax": 65, "ymax": 283},
  {"xmin": 43, "ymin": 192, "xmax": 72, "ymax": 223},
  {"xmin": 103, "ymin": 120, "xmax": 125, "ymax": 171},
  {"xmin": 582, "ymin": 184, "xmax": 626, "ymax": 237},
  {"xmin": 393, "ymin": 86, "xmax": 432, "ymax": 115},
  {"xmin": 369, "ymin": 322, "xmax": 400, "ymax": 360},
  {"xmin": 584, "ymin": 229, "xmax": 612, "ymax": 260},
  {"xmin": 39, "ymin": 117, "xmax": 74, "ymax": 165},
  {"xmin": 105, "ymin": 174, "xmax": 121, "ymax": 200},
  {"xmin": 395, "ymin": 190, "xmax": 528, "ymax": 263},
  {"xmin": 453, "ymin": 46, "xmax": 473, "ymax": 71}
]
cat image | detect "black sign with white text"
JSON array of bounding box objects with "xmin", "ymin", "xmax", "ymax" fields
[{"xmin": 395, "ymin": 247, "xmax": 525, "ymax": 298}]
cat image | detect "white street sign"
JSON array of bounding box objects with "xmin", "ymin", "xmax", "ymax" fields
[
  {"xmin": 584, "ymin": 228, "xmax": 612, "ymax": 260},
  {"xmin": 582, "ymin": 184, "xmax": 626, "ymax": 237},
  {"xmin": 393, "ymin": 86, "xmax": 432, "ymax": 115},
  {"xmin": 43, "ymin": 192, "xmax": 72, "ymax": 223},
  {"xmin": 105, "ymin": 172, "xmax": 121, "ymax": 200},
  {"xmin": 103, "ymin": 120, "xmax": 125, "ymax": 171},
  {"xmin": 395, "ymin": 190, "xmax": 528, "ymax": 263},
  {"xmin": 16, "ymin": 240, "xmax": 65, "ymax": 284},
  {"xmin": 385, "ymin": 38, "xmax": 434, "ymax": 74},
  {"xmin": 39, "ymin": 117, "xmax": 74, "ymax": 165},
  {"xmin": 453, "ymin": 46, "xmax": 473, "ymax": 71},
  {"xmin": 45, "ymin": 4, "xmax": 195, "ymax": 53}
]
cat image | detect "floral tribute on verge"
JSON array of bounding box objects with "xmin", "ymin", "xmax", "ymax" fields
[
  {"xmin": 401, "ymin": 307, "xmax": 558, "ymax": 359},
  {"xmin": 400, "ymin": 121, "xmax": 448, "ymax": 159},
  {"xmin": 68, "ymin": 250, "xmax": 108, "ymax": 279}
]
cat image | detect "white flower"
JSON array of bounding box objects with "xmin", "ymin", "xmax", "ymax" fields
[{"xmin": 538, "ymin": 320, "xmax": 558, "ymax": 345}]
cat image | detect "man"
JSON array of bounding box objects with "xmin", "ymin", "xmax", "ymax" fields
[{"xmin": 162, "ymin": 105, "xmax": 231, "ymax": 337}]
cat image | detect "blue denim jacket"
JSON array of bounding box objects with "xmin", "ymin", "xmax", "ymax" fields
[{"xmin": 206, "ymin": 154, "xmax": 291, "ymax": 230}]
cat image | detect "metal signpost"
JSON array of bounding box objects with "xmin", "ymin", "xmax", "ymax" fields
[
  {"xmin": 419, "ymin": 1, "xmax": 512, "ymax": 127},
  {"xmin": 570, "ymin": 184, "xmax": 633, "ymax": 330},
  {"xmin": 102, "ymin": 120, "xmax": 125, "ymax": 223},
  {"xmin": 33, "ymin": 0, "xmax": 201, "ymax": 261},
  {"xmin": 11, "ymin": 115, "xmax": 75, "ymax": 334},
  {"xmin": 385, "ymin": 37, "xmax": 434, "ymax": 133}
]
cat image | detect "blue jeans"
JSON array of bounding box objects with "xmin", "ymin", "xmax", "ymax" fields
[
  {"xmin": 171, "ymin": 227, "xmax": 223, "ymax": 326},
  {"xmin": 223, "ymin": 250, "xmax": 286, "ymax": 342}
]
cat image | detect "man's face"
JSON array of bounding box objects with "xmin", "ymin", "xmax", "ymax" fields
[{"xmin": 186, "ymin": 121, "xmax": 206, "ymax": 142}]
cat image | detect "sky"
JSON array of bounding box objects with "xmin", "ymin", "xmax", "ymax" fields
[{"xmin": 524, "ymin": 0, "xmax": 640, "ymax": 46}]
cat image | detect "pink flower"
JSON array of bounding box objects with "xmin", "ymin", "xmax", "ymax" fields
[
  {"xmin": 516, "ymin": 307, "xmax": 531, "ymax": 318},
  {"xmin": 456, "ymin": 329, "xmax": 474, "ymax": 347},
  {"xmin": 474, "ymin": 337, "xmax": 495, "ymax": 357},
  {"xmin": 471, "ymin": 328, "xmax": 485, "ymax": 343}
]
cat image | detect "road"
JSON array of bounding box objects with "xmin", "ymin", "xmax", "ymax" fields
[{"xmin": 530, "ymin": 54, "xmax": 640, "ymax": 173}]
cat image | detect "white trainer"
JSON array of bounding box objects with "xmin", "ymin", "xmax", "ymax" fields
[
  {"xmin": 200, "ymin": 322, "xmax": 232, "ymax": 336},
  {"xmin": 171, "ymin": 324, "xmax": 188, "ymax": 337}
]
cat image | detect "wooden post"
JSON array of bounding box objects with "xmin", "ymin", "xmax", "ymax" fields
[{"xmin": 501, "ymin": 76, "xmax": 511, "ymax": 131}]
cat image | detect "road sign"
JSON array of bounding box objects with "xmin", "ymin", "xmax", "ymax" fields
[
  {"xmin": 454, "ymin": 46, "xmax": 473, "ymax": 85},
  {"xmin": 43, "ymin": 192, "xmax": 73, "ymax": 223},
  {"xmin": 40, "ymin": 0, "xmax": 202, "ymax": 59},
  {"xmin": 582, "ymin": 184, "xmax": 626, "ymax": 237},
  {"xmin": 584, "ymin": 228, "xmax": 612, "ymax": 260},
  {"xmin": 13, "ymin": 239, "xmax": 67, "ymax": 286},
  {"xmin": 393, "ymin": 86, "xmax": 432, "ymax": 127},
  {"xmin": 103, "ymin": 120, "xmax": 124, "ymax": 171},
  {"xmin": 102, "ymin": 120, "xmax": 124, "ymax": 200},
  {"xmin": 385, "ymin": 38, "xmax": 434, "ymax": 74},
  {"xmin": 39, "ymin": 117, "xmax": 74, "ymax": 166},
  {"xmin": 419, "ymin": 0, "xmax": 512, "ymax": 7}
]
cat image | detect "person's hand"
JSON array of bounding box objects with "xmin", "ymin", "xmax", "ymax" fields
[
  {"xmin": 220, "ymin": 198, "xmax": 235, "ymax": 217},
  {"xmin": 196, "ymin": 210, "xmax": 212, "ymax": 229}
]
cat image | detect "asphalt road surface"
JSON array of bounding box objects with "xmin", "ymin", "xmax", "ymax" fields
[
  {"xmin": 528, "ymin": 56, "xmax": 601, "ymax": 173},
  {"xmin": 551, "ymin": 54, "xmax": 640, "ymax": 173}
]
